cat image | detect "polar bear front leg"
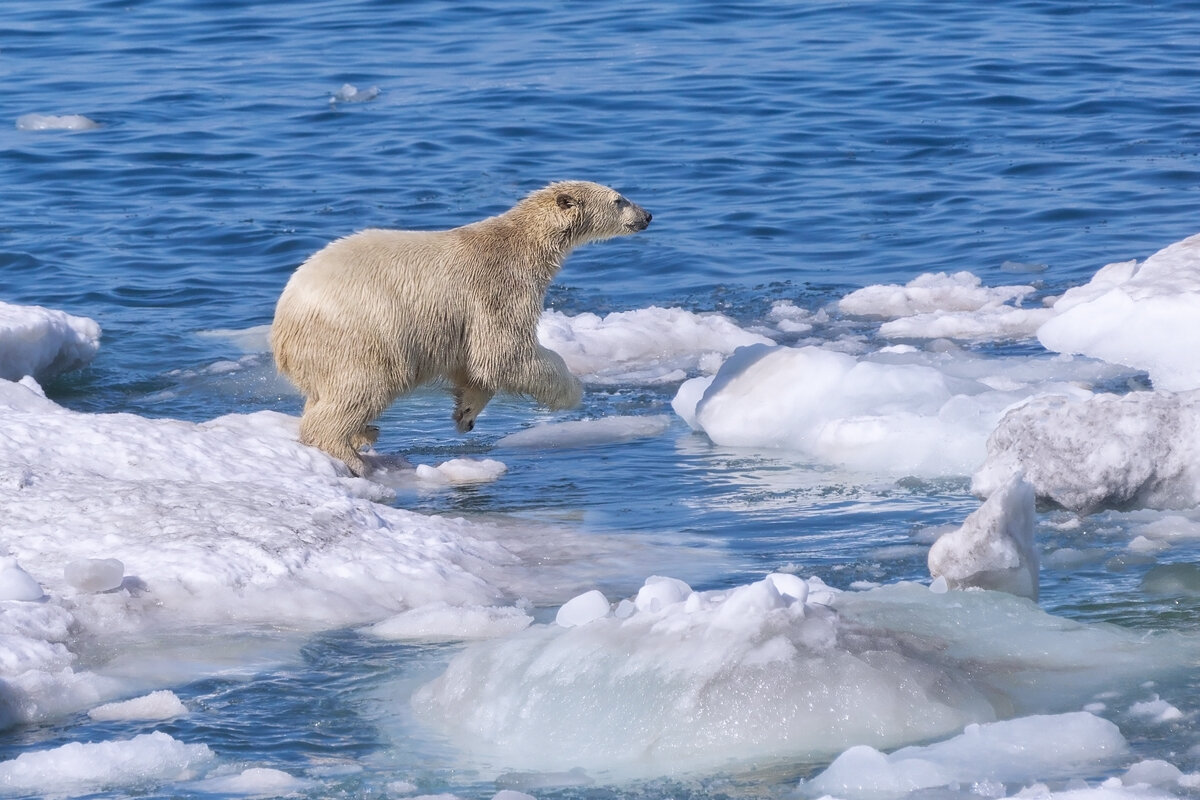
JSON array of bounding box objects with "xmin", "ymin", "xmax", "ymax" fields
[
  {"xmin": 523, "ymin": 345, "xmax": 583, "ymax": 410},
  {"xmin": 453, "ymin": 384, "xmax": 494, "ymax": 433}
]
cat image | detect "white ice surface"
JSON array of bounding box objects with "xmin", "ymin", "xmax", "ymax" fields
[
  {"xmin": 184, "ymin": 766, "xmax": 313, "ymax": 795},
  {"xmin": 0, "ymin": 558, "xmax": 44, "ymax": 601},
  {"xmin": 88, "ymin": 690, "xmax": 188, "ymax": 722},
  {"xmin": 497, "ymin": 415, "xmax": 671, "ymax": 449},
  {"xmin": 839, "ymin": 271, "xmax": 1036, "ymax": 318},
  {"xmin": 672, "ymin": 343, "xmax": 1106, "ymax": 478},
  {"xmin": 0, "ymin": 301, "xmax": 101, "ymax": 382},
  {"xmin": 538, "ymin": 306, "xmax": 771, "ymax": 384},
  {"xmin": 928, "ymin": 474, "xmax": 1039, "ymax": 599},
  {"xmin": 974, "ymin": 390, "xmax": 1200, "ymax": 513},
  {"xmin": 0, "ymin": 376, "xmax": 710, "ymax": 729},
  {"xmin": 414, "ymin": 457, "xmax": 508, "ymax": 485},
  {"xmin": 1038, "ymin": 233, "xmax": 1200, "ymax": 391},
  {"xmin": 0, "ymin": 731, "xmax": 213, "ymax": 796},
  {"xmin": 838, "ymin": 271, "xmax": 1050, "ymax": 343},
  {"xmin": 413, "ymin": 577, "xmax": 1195, "ymax": 779},
  {"xmin": 365, "ymin": 602, "xmax": 532, "ymax": 642},
  {"xmin": 801, "ymin": 712, "xmax": 1128, "ymax": 800}
]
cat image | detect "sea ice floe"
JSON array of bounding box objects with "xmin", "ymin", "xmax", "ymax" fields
[
  {"xmin": 0, "ymin": 301, "xmax": 101, "ymax": 382},
  {"xmin": 496, "ymin": 415, "xmax": 671, "ymax": 449},
  {"xmin": 184, "ymin": 766, "xmax": 312, "ymax": 795},
  {"xmin": 800, "ymin": 712, "xmax": 1128, "ymax": 800},
  {"xmin": 87, "ymin": 690, "xmax": 188, "ymax": 722},
  {"xmin": 839, "ymin": 271, "xmax": 1036, "ymax": 318},
  {"xmin": 413, "ymin": 576, "xmax": 1196, "ymax": 779},
  {"xmin": 0, "ymin": 558, "xmax": 44, "ymax": 601},
  {"xmin": 413, "ymin": 457, "xmax": 508, "ymax": 485},
  {"xmin": 365, "ymin": 602, "xmax": 532, "ymax": 642},
  {"xmin": 973, "ymin": 390, "xmax": 1200, "ymax": 513},
  {"xmin": 838, "ymin": 270, "xmax": 1051, "ymax": 343},
  {"xmin": 0, "ymin": 732, "xmax": 213, "ymax": 796},
  {"xmin": 673, "ymin": 343, "xmax": 1097, "ymax": 477},
  {"xmin": 0, "ymin": 373, "xmax": 713, "ymax": 729},
  {"xmin": 15, "ymin": 112, "xmax": 101, "ymax": 131},
  {"xmin": 1038, "ymin": 233, "xmax": 1200, "ymax": 392}
]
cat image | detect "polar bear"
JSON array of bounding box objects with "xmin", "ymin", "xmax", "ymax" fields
[{"xmin": 270, "ymin": 181, "xmax": 652, "ymax": 475}]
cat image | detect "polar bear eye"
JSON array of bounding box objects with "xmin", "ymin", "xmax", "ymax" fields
[{"xmin": 613, "ymin": 197, "xmax": 625, "ymax": 207}]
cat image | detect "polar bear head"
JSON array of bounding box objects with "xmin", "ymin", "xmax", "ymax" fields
[{"xmin": 517, "ymin": 181, "xmax": 651, "ymax": 249}]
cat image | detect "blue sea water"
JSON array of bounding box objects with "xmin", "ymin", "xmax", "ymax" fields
[{"xmin": 3, "ymin": 0, "xmax": 1200, "ymax": 797}]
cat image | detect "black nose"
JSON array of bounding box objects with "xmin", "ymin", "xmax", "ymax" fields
[{"xmin": 643, "ymin": 212, "xmax": 652, "ymax": 225}]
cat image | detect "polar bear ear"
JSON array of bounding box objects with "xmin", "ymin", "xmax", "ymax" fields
[{"xmin": 555, "ymin": 192, "xmax": 579, "ymax": 210}]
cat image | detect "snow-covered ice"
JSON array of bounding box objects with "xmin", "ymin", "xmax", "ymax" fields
[
  {"xmin": 365, "ymin": 602, "xmax": 532, "ymax": 642},
  {"xmin": 413, "ymin": 457, "xmax": 508, "ymax": 485},
  {"xmin": 0, "ymin": 732, "xmax": 213, "ymax": 795},
  {"xmin": 928, "ymin": 474, "xmax": 1039, "ymax": 599},
  {"xmin": 538, "ymin": 306, "xmax": 771, "ymax": 384},
  {"xmin": 800, "ymin": 713, "xmax": 1127, "ymax": 800},
  {"xmin": 839, "ymin": 271, "xmax": 1036, "ymax": 318},
  {"xmin": 1038, "ymin": 233, "xmax": 1200, "ymax": 392},
  {"xmin": 184, "ymin": 766, "xmax": 312, "ymax": 795},
  {"xmin": 974, "ymin": 390, "xmax": 1200, "ymax": 513},
  {"xmin": 88, "ymin": 690, "xmax": 188, "ymax": 722},
  {"xmin": 0, "ymin": 301, "xmax": 101, "ymax": 382},
  {"xmin": 0, "ymin": 372, "xmax": 711, "ymax": 729},
  {"xmin": 413, "ymin": 576, "xmax": 1195, "ymax": 779},
  {"xmin": 497, "ymin": 415, "xmax": 671, "ymax": 449},
  {"xmin": 838, "ymin": 271, "xmax": 1052, "ymax": 342},
  {"xmin": 672, "ymin": 343, "xmax": 1101, "ymax": 477}
]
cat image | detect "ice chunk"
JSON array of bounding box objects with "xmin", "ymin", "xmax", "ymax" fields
[
  {"xmin": 365, "ymin": 602, "xmax": 532, "ymax": 641},
  {"xmin": 414, "ymin": 458, "xmax": 507, "ymax": 485},
  {"xmin": 1128, "ymin": 696, "xmax": 1184, "ymax": 724},
  {"xmin": 497, "ymin": 415, "xmax": 670, "ymax": 449},
  {"xmin": 675, "ymin": 343, "xmax": 1014, "ymax": 477},
  {"xmin": 88, "ymin": 690, "xmax": 188, "ymax": 722},
  {"xmin": 928, "ymin": 474, "xmax": 1039, "ymax": 600},
  {"xmin": 415, "ymin": 578, "xmax": 1196, "ymax": 779},
  {"xmin": 634, "ymin": 575, "xmax": 692, "ymax": 612},
  {"xmin": 800, "ymin": 712, "xmax": 1128, "ymax": 800},
  {"xmin": 15, "ymin": 113, "xmax": 100, "ymax": 131},
  {"xmin": 0, "ymin": 301, "xmax": 101, "ymax": 382},
  {"xmin": 0, "ymin": 732, "xmax": 213, "ymax": 794},
  {"xmin": 331, "ymin": 83, "xmax": 380, "ymax": 103},
  {"xmin": 1038, "ymin": 233, "xmax": 1200, "ymax": 391},
  {"xmin": 0, "ymin": 558, "xmax": 43, "ymax": 601},
  {"xmin": 538, "ymin": 307, "xmax": 771, "ymax": 385},
  {"xmin": 878, "ymin": 305, "xmax": 1054, "ymax": 342},
  {"xmin": 554, "ymin": 590, "xmax": 611, "ymax": 628},
  {"xmin": 1122, "ymin": 759, "xmax": 1184, "ymax": 787},
  {"xmin": 492, "ymin": 791, "xmax": 537, "ymax": 800},
  {"xmin": 186, "ymin": 766, "xmax": 312, "ymax": 795},
  {"xmin": 839, "ymin": 271, "xmax": 1035, "ymax": 318},
  {"xmin": 64, "ymin": 558, "xmax": 125, "ymax": 593},
  {"xmin": 974, "ymin": 390, "xmax": 1200, "ymax": 513}
]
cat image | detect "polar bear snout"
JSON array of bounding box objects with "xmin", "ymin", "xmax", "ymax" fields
[{"xmin": 625, "ymin": 205, "xmax": 652, "ymax": 232}]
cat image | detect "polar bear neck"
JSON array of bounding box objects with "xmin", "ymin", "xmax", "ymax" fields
[{"xmin": 472, "ymin": 205, "xmax": 579, "ymax": 287}]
